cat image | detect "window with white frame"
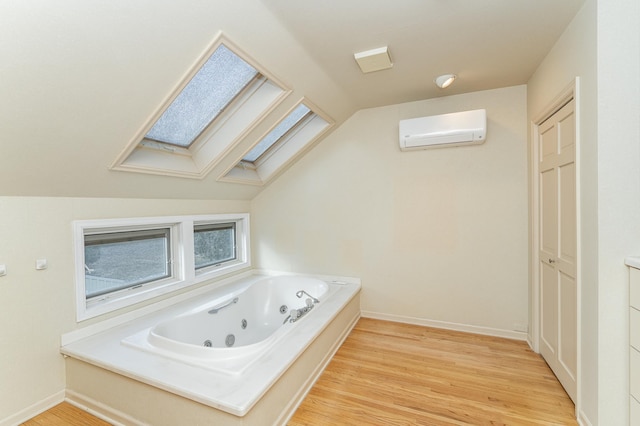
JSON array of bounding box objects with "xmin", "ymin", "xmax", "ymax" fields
[
  {"xmin": 84, "ymin": 227, "xmax": 173, "ymax": 299},
  {"xmin": 110, "ymin": 34, "xmax": 289, "ymax": 179},
  {"xmin": 220, "ymin": 100, "xmax": 333, "ymax": 185},
  {"xmin": 74, "ymin": 213, "xmax": 250, "ymax": 321},
  {"xmin": 143, "ymin": 44, "xmax": 259, "ymax": 149},
  {"xmin": 240, "ymin": 103, "xmax": 313, "ymax": 164},
  {"xmin": 194, "ymin": 222, "xmax": 236, "ymax": 271}
]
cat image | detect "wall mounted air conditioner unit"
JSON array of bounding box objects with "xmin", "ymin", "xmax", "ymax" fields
[{"xmin": 399, "ymin": 109, "xmax": 486, "ymax": 151}]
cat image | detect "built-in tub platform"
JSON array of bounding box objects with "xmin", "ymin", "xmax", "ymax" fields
[{"xmin": 61, "ymin": 272, "xmax": 361, "ymax": 425}]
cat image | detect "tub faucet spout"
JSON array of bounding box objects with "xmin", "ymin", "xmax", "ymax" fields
[{"xmin": 296, "ymin": 290, "xmax": 319, "ymax": 304}]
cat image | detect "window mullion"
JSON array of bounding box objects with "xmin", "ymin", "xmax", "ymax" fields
[{"xmin": 181, "ymin": 219, "xmax": 196, "ymax": 283}]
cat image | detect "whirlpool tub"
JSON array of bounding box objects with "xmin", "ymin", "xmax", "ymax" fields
[
  {"xmin": 61, "ymin": 272, "xmax": 361, "ymax": 425},
  {"xmin": 123, "ymin": 275, "xmax": 335, "ymax": 374}
]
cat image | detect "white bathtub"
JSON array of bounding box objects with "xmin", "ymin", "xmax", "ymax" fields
[
  {"xmin": 61, "ymin": 272, "xmax": 360, "ymax": 424},
  {"xmin": 122, "ymin": 275, "xmax": 335, "ymax": 374}
]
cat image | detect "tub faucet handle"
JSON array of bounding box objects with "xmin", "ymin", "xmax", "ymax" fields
[{"xmin": 296, "ymin": 290, "xmax": 319, "ymax": 304}]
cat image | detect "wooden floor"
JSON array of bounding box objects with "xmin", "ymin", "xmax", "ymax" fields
[
  {"xmin": 21, "ymin": 402, "xmax": 109, "ymax": 426},
  {"xmin": 289, "ymin": 318, "xmax": 577, "ymax": 425},
  {"xmin": 24, "ymin": 318, "xmax": 576, "ymax": 425}
]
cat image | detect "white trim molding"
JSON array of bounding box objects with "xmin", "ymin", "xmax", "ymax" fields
[
  {"xmin": 73, "ymin": 213, "xmax": 250, "ymax": 321},
  {"xmin": 361, "ymin": 311, "xmax": 528, "ymax": 341},
  {"xmin": 0, "ymin": 390, "xmax": 64, "ymax": 426},
  {"xmin": 530, "ymin": 77, "xmax": 581, "ymax": 419}
]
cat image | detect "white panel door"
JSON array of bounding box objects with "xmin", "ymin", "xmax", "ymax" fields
[{"xmin": 538, "ymin": 99, "xmax": 577, "ymax": 402}]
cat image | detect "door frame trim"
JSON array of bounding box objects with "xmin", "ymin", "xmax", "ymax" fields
[{"xmin": 530, "ymin": 77, "xmax": 581, "ymax": 412}]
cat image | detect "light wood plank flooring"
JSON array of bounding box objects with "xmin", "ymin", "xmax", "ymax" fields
[
  {"xmin": 24, "ymin": 318, "xmax": 576, "ymax": 425},
  {"xmin": 21, "ymin": 402, "xmax": 109, "ymax": 426},
  {"xmin": 289, "ymin": 318, "xmax": 577, "ymax": 425}
]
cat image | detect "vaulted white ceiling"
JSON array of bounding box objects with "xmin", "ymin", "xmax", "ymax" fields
[
  {"xmin": 0, "ymin": 0, "xmax": 583, "ymax": 200},
  {"xmin": 262, "ymin": 0, "xmax": 585, "ymax": 108}
]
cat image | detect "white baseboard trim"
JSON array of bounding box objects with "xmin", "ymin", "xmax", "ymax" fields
[
  {"xmin": 577, "ymin": 409, "xmax": 593, "ymax": 426},
  {"xmin": 0, "ymin": 390, "xmax": 65, "ymax": 426},
  {"xmin": 526, "ymin": 335, "xmax": 535, "ymax": 351},
  {"xmin": 65, "ymin": 390, "xmax": 138, "ymax": 426},
  {"xmin": 361, "ymin": 311, "xmax": 528, "ymax": 341}
]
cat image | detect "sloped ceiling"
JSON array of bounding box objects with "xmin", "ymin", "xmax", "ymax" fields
[
  {"xmin": 263, "ymin": 0, "xmax": 585, "ymax": 108},
  {"xmin": 0, "ymin": 0, "xmax": 583, "ymax": 200}
]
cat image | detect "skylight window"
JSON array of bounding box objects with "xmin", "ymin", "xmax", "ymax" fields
[
  {"xmin": 145, "ymin": 45, "xmax": 258, "ymax": 148},
  {"xmin": 242, "ymin": 104, "xmax": 311, "ymax": 163},
  {"xmin": 219, "ymin": 99, "xmax": 333, "ymax": 185},
  {"xmin": 111, "ymin": 34, "xmax": 290, "ymax": 179}
]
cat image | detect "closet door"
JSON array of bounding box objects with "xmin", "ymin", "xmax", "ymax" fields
[{"xmin": 538, "ymin": 98, "xmax": 577, "ymax": 402}]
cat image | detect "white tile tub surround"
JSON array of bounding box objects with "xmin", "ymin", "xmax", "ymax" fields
[{"xmin": 60, "ymin": 272, "xmax": 360, "ymax": 418}]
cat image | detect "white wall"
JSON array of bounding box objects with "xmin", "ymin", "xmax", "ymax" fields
[
  {"xmin": 0, "ymin": 0, "xmax": 354, "ymax": 200},
  {"xmin": 528, "ymin": 0, "xmax": 640, "ymax": 424},
  {"xmin": 527, "ymin": 0, "xmax": 598, "ymax": 423},
  {"xmin": 252, "ymin": 85, "xmax": 528, "ymax": 336},
  {"xmin": 595, "ymin": 0, "xmax": 640, "ymax": 423},
  {"xmin": 0, "ymin": 196, "xmax": 250, "ymax": 424}
]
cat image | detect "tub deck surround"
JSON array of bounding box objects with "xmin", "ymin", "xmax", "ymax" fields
[
  {"xmin": 626, "ymin": 257, "xmax": 640, "ymax": 269},
  {"xmin": 60, "ymin": 272, "xmax": 361, "ymax": 418}
]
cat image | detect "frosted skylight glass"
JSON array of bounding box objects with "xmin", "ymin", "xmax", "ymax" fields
[
  {"xmin": 243, "ymin": 104, "xmax": 311, "ymax": 162},
  {"xmin": 145, "ymin": 45, "xmax": 258, "ymax": 147}
]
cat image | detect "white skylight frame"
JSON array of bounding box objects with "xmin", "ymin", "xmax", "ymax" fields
[
  {"xmin": 241, "ymin": 103, "xmax": 312, "ymax": 163},
  {"xmin": 110, "ymin": 33, "xmax": 290, "ymax": 179},
  {"xmin": 218, "ymin": 99, "xmax": 333, "ymax": 186}
]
